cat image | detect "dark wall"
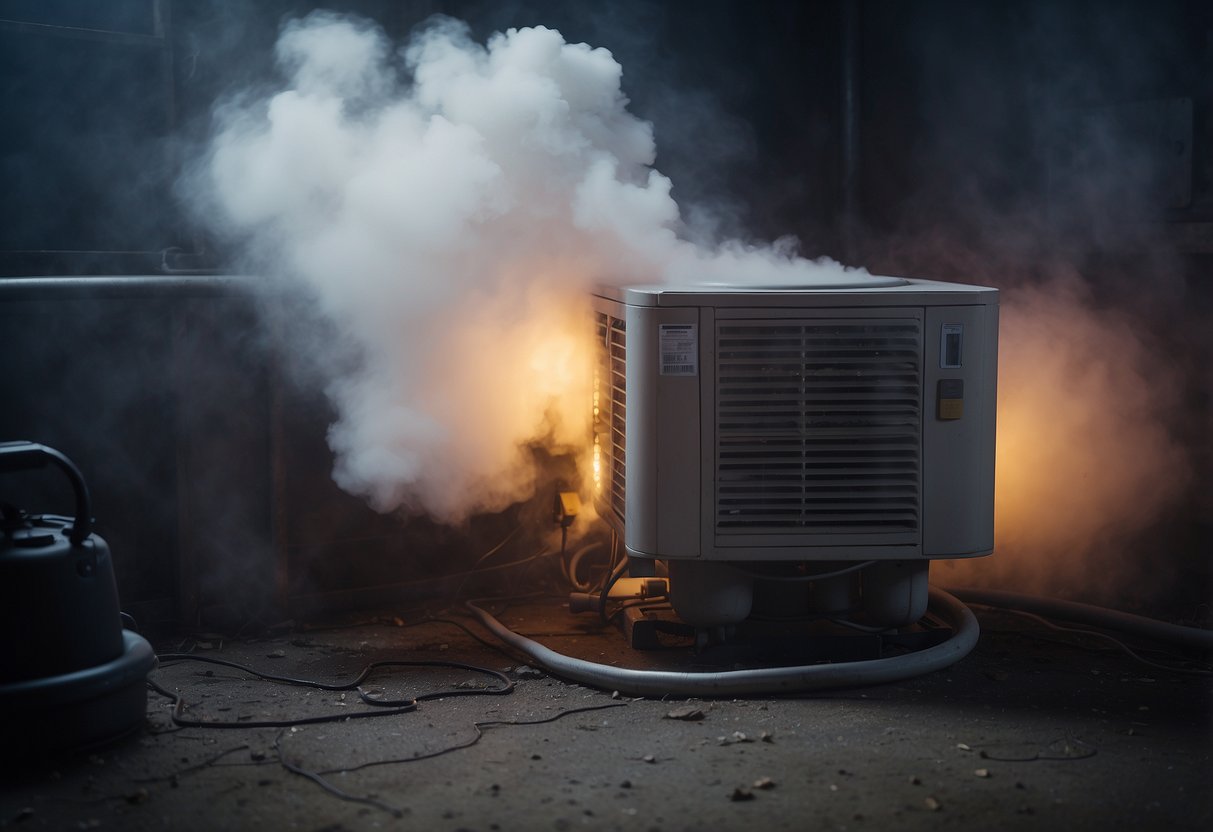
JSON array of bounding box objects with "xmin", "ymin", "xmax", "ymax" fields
[
  {"xmin": 0, "ymin": 281, "xmax": 273, "ymax": 627},
  {"xmin": 856, "ymin": 0, "xmax": 1212, "ymax": 609},
  {"xmin": 859, "ymin": 0, "xmax": 1212, "ymax": 260},
  {"xmin": 0, "ymin": 0, "xmax": 846, "ymax": 273},
  {"xmin": 5, "ymin": 0, "xmax": 1208, "ymax": 272},
  {"xmin": 0, "ymin": 278, "xmax": 536, "ymax": 629},
  {"xmin": 1, "ymin": 1, "xmax": 1208, "ymax": 624}
]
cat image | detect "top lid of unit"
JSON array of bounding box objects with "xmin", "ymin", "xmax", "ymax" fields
[
  {"xmin": 671, "ymin": 274, "xmax": 909, "ymax": 290},
  {"xmin": 613, "ymin": 274, "xmax": 910, "ymax": 294},
  {"xmin": 594, "ymin": 276, "xmax": 998, "ymax": 307}
]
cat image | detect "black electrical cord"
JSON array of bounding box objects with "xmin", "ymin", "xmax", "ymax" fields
[
  {"xmin": 985, "ymin": 609, "xmax": 1213, "ymax": 676},
  {"xmin": 314, "ymin": 702, "xmax": 627, "ymax": 775},
  {"xmin": 147, "ymin": 677, "xmax": 419, "ymax": 729},
  {"xmin": 450, "ymin": 527, "xmax": 528, "ymax": 600},
  {"xmin": 149, "ymin": 654, "xmax": 515, "ymax": 729},
  {"xmin": 273, "ymin": 730, "xmax": 406, "ymax": 818},
  {"xmin": 274, "ymin": 701, "xmax": 629, "ymax": 818},
  {"xmin": 606, "ymin": 599, "xmax": 671, "ymax": 623},
  {"xmin": 558, "ymin": 524, "xmax": 570, "ymax": 584},
  {"xmin": 598, "ymin": 557, "xmax": 630, "ymax": 624},
  {"xmin": 948, "ymin": 587, "xmax": 1213, "ymax": 652}
]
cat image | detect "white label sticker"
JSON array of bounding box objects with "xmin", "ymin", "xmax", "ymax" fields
[{"xmin": 659, "ymin": 323, "xmax": 698, "ymax": 376}]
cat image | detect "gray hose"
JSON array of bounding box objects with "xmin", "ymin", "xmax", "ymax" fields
[
  {"xmin": 947, "ymin": 587, "xmax": 1213, "ymax": 652},
  {"xmin": 567, "ymin": 542, "xmax": 604, "ymax": 592},
  {"xmin": 466, "ymin": 586, "xmax": 979, "ymax": 697}
]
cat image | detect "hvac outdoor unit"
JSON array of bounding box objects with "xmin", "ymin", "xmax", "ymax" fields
[{"xmin": 591, "ymin": 276, "xmax": 998, "ymax": 630}]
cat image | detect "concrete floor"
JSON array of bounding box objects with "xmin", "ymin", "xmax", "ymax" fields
[{"xmin": 3, "ymin": 600, "xmax": 1210, "ymax": 831}]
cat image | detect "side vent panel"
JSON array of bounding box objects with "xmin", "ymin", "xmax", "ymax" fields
[
  {"xmin": 594, "ymin": 312, "xmax": 627, "ymax": 522},
  {"xmin": 715, "ymin": 319, "xmax": 923, "ymax": 536}
]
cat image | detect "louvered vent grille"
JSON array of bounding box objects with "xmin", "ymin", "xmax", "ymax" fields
[
  {"xmin": 594, "ymin": 312, "xmax": 627, "ymax": 521},
  {"xmin": 716, "ymin": 319, "xmax": 922, "ymax": 534}
]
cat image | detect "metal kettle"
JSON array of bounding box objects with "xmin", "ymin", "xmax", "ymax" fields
[{"xmin": 0, "ymin": 441, "xmax": 155, "ymax": 752}]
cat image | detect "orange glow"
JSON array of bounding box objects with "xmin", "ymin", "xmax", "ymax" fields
[{"xmin": 940, "ymin": 280, "xmax": 1190, "ymax": 600}]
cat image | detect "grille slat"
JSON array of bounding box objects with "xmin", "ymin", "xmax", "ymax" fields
[
  {"xmin": 595, "ymin": 312, "xmax": 627, "ymax": 522},
  {"xmin": 716, "ymin": 319, "xmax": 922, "ymax": 535}
]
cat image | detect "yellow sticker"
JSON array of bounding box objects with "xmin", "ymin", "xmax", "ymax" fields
[{"xmin": 938, "ymin": 399, "xmax": 964, "ymax": 420}]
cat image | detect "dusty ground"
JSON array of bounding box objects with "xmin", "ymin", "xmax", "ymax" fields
[{"xmin": 2, "ymin": 599, "xmax": 1210, "ymax": 832}]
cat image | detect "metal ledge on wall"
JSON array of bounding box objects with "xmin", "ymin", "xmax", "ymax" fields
[
  {"xmin": 0, "ymin": 18, "xmax": 167, "ymax": 48},
  {"xmin": 0, "ymin": 275, "xmax": 254, "ymax": 301}
]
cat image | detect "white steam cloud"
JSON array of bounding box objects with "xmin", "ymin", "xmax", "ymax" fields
[{"xmin": 200, "ymin": 13, "xmax": 860, "ymax": 521}]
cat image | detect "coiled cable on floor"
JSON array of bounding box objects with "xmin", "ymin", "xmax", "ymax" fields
[{"xmin": 466, "ymin": 586, "xmax": 979, "ymax": 697}]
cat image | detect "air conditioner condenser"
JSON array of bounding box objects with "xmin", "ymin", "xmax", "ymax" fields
[{"xmin": 590, "ymin": 276, "xmax": 998, "ymax": 630}]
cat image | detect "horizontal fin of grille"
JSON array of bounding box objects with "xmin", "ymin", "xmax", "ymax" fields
[
  {"xmin": 716, "ymin": 320, "xmax": 922, "ymax": 534},
  {"xmin": 595, "ymin": 312, "xmax": 627, "ymax": 522}
]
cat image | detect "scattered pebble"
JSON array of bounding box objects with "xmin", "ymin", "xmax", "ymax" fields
[
  {"xmin": 730, "ymin": 787, "xmax": 755, "ymax": 802},
  {"xmin": 642, "ymin": 754, "xmax": 656, "ymax": 764},
  {"xmin": 266, "ymin": 650, "xmax": 285, "ymax": 659},
  {"xmin": 752, "ymin": 777, "xmax": 775, "ymax": 790},
  {"xmin": 666, "ymin": 706, "xmax": 705, "ymax": 721},
  {"xmin": 956, "ymin": 743, "xmax": 972, "ymax": 751},
  {"xmin": 908, "ymin": 776, "xmax": 922, "ymax": 786},
  {"xmin": 975, "ymin": 768, "xmax": 991, "ymax": 778},
  {"xmin": 924, "ymin": 796, "xmax": 942, "ymax": 812},
  {"xmin": 718, "ymin": 731, "xmax": 752, "ymax": 746}
]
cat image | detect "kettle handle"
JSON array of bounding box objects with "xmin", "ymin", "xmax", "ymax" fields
[{"xmin": 0, "ymin": 441, "xmax": 93, "ymax": 546}]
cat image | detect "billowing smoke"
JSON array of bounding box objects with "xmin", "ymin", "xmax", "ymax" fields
[
  {"xmin": 863, "ymin": 3, "xmax": 1209, "ymax": 608},
  {"xmin": 938, "ymin": 273, "xmax": 1194, "ymax": 601},
  {"xmin": 196, "ymin": 13, "xmax": 859, "ymax": 522}
]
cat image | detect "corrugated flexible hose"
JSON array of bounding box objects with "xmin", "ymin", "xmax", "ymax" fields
[{"xmin": 466, "ymin": 586, "xmax": 980, "ymax": 697}]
